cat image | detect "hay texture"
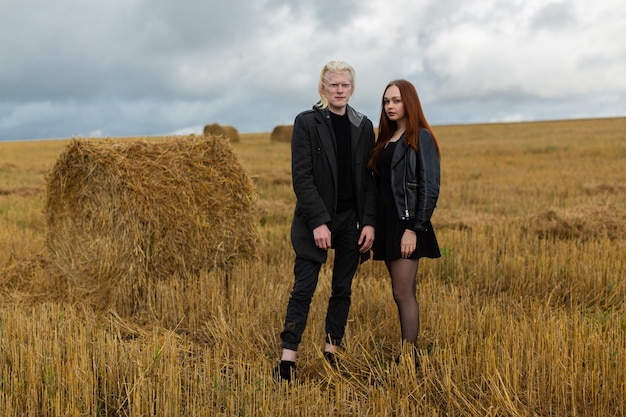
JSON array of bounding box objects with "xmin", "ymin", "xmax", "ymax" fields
[
  {"xmin": 203, "ymin": 123, "xmax": 239, "ymax": 142},
  {"xmin": 44, "ymin": 135, "xmax": 258, "ymax": 309},
  {"xmin": 270, "ymin": 125, "xmax": 293, "ymax": 143},
  {"xmin": 525, "ymin": 204, "xmax": 626, "ymax": 240}
]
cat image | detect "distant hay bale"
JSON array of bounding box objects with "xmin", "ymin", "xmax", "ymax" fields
[
  {"xmin": 270, "ymin": 125, "xmax": 293, "ymax": 143},
  {"xmin": 203, "ymin": 123, "xmax": 224, "ymax": 137},
  {"xmin": 525, "ymin": 205, "xmax": 626, "ymax": 240},
  {"xmin": 222, "ymin": 125, "xmax": 240, "ymax": 143},
  {"xmin": 44, "ymin": 135, "xmax": 258, "ymax": 311},
  {"xmin": 203, "ymin": 123, "xmax": 239, "ymax": 142}
]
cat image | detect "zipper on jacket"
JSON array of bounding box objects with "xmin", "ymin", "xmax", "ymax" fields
[{"xmin": 403, "ymin": 153, "xmax": 409, "ymax": 219}]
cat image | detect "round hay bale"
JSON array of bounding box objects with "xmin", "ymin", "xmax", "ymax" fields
[
  {"xmin": 203, "ymin": 123, "xmax": 225, "ymax": 137},
  {"xmin": 204, "ymin": 123, "xmax": 239, "ymax": 143},
  {"xmin": 44, "ymin": 135, "xmax": 258, "ymax": 311},
  {"xmin": 270, "ymin": 125, "xmax": 293, "ymax": 143},
  {"xmin": 222, "ymin": 125, "xmax": 240, "ymax": 143}
]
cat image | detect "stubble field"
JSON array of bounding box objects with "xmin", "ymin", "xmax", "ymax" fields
[{"xmin": 0, "ymin": 117, "xmax": 625, "ymax": 416}]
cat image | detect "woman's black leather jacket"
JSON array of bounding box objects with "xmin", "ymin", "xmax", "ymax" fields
[{"xmin": 389, "ymin": 128, "xmax": 440, "ymax": 232}]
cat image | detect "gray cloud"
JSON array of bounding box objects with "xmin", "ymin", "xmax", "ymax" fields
[
  {"xmin": 1, "ymin": 0, "xmax": 625, "ymax": 140},
  {"xmin": 531, "ymin": 2, "xmax": 577, "ymax": 31}
]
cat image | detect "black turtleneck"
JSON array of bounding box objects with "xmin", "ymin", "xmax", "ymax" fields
[{"xmin": 329, "ymin": 111, "xmax": 354, "ymax": 212}]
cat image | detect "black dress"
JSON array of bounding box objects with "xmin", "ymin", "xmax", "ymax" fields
[{"xmin": 372, "ymin": 140, "xmax": 419, "ymax": 261}]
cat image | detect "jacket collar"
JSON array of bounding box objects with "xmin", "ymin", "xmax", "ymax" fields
[{"xmin": 314, "ymin": 104, "xmax": 364, "ymax": 128}]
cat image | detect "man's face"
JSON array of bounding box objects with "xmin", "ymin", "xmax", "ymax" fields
[{"xmin": 320, "ymin": 71, "xmax": 353, "ymax": 114}]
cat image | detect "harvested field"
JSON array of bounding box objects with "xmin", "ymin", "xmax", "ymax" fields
[{"xmin": 0, "ymin": 117, "xmax": 625, "ymax": 416}]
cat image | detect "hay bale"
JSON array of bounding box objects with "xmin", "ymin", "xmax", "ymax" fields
[
  {"xmin": 270, "ymin": 125, "xmax": 293, "ymax": 143},
  {"xmin": 44, "ymin": 135, "xmax": 258, "ymax": 311},
  {"xmin": 203, "ymin": 123, "xmax": 225, "ymax": 137},
  {"xmin": 222, "ymin": 125, "xmax": 240, "ymax": 143},
  {"xmin": 203, "ymin": 123, "xmax": 239, "ymax": 142}
]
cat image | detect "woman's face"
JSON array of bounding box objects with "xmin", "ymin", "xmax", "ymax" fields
[{"xmin": 383, "ymin": 85, "xmax": 405, "ymax": 122}]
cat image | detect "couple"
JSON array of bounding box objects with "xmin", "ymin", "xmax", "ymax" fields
[{"xmin": 275, "ymin": 61, "xmax": 441, "ymax": 382}]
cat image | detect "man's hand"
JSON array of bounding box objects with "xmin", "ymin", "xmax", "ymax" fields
[
  {"xmin": 358, "ymin": 225, "xmax": 375, "ymax": 253},
  {"xmin": 313, "ymin": 224, "xmax": 332, "ymax": 250}
]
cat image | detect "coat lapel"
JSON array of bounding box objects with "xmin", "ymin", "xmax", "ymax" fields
[
  {"xmin": 316, "ymin": 113, "xmax": 338, "ymax": 187},
  {"xmin": 391, "ymin": 137, "xmax": 408, "ymax": 168},
  {"xmin": 347, "ymin": 105, "xmax": 363, "ymax": 159}
]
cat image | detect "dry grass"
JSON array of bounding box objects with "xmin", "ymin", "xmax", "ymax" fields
[{"xmin": 0, "ymin": 117, "xmax": 625, "ymax": 416}]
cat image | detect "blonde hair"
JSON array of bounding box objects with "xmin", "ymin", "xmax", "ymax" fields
[{"xmin": 315, "ymin": 61, "xmax": 356, "ymax": 109}]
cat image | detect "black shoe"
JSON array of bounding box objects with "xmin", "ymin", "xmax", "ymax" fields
[
  {"xmin": 273, "ymin": 360, "xmax": 296, "ymax": 383},
  {"xmin": 395, "ymin": 345, "xmax": 421, "ymax": 370},
  {"xmin": 323, "ymin": 351, "xmax": 339, "ymax": 368},
  {"xmin": 414, "ymin": 353, "xmax": 422, "ymax": 371}
]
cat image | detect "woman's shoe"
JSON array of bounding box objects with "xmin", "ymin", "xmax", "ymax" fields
[{"xmin": 395, "ymin": 344, "xmax": 421, "ymax": 370}]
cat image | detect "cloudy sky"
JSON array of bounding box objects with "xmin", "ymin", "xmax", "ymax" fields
[{"xmin": 1, "ymin": 0, "xmax": 625, "ymax": 141}]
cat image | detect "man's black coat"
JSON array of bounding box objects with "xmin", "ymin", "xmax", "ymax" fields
[{"xmin": 290, "ymin": 105, "xmax": 377, "ymax": 264}]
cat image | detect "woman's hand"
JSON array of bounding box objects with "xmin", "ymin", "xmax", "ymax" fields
[{"xmin": 400, "ymin": 229, "xmax": 416, "ymax": 258}]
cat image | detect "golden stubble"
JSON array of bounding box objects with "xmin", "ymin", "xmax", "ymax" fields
[{"xmin": 0, "ymin": 117, "xmax": 625, "ymax": 416}]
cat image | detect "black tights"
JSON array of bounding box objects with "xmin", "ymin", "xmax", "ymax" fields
[{"xmin": 385, "ymin": 258, "xmax": 420, "ymax": 344}]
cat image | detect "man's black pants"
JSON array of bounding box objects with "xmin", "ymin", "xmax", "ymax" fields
[{"xmin": 280, "ymin": 209, "xmax": 360, "ymax": 351}]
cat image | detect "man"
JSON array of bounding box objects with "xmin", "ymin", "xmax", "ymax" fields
[{"xmin": 275, "ymin": 61, "xmax": 377, "ymax": 382}]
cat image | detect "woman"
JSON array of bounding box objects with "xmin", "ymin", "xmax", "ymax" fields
[{"xmin": 368, "ymin": 79, "xmax": 441, "ymax": 362}]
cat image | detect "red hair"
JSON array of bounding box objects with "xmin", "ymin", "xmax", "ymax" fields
[{"xmin": 368, "ymin": 80, "xmax": 440, "ymax": 173}]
